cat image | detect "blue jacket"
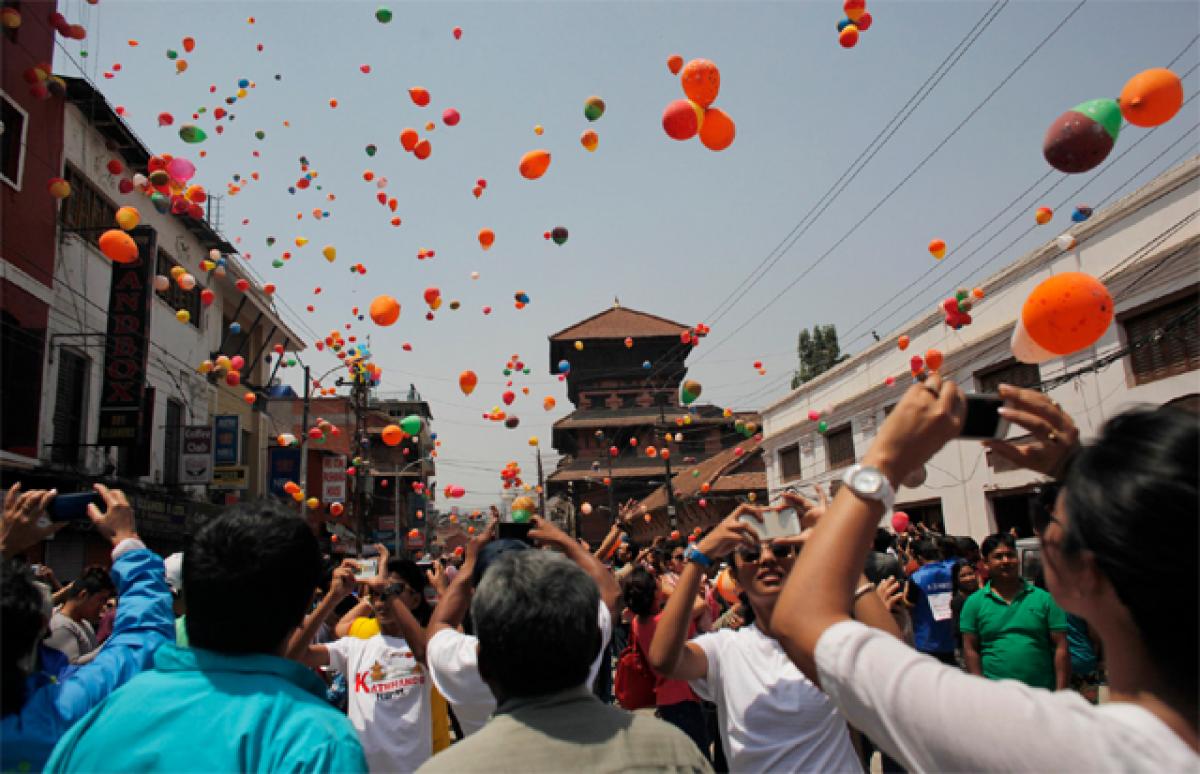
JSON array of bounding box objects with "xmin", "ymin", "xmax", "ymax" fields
[
  {"xmin": 910, "ymin": 559, "xmax": 956, "ymax": 655},
  {"xmin": 1, "ymin": 547, "xmax": 174, "ymax": 772},
  {"xmin": 45, "ymin": 644, "xmax": 367, "ymax": 773}
]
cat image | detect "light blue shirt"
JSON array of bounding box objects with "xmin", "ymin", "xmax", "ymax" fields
[{"xmin": 45, "ymin": 644, "xmax": 367, "ymax": 773}]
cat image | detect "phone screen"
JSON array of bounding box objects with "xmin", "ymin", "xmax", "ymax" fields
[
  {"xmin": 497, "ymin": 522, "xmax": 535, "ymax": 545},
  {"xmin": 352, "ymin": 558, "xmax": 379, "ymax": 580},
  {"xmin": 960, "ymin": 394, "xmax": 1009, "ymax": 439},
  {"xmin": 738, "ymin": 507, "xmax": 801, "ymax": 542},
  {"xmin": 46, "ymin": 492, "xmax": 103, "ymax": 523}
]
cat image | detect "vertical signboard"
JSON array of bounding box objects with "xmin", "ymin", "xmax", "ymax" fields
[
  {"xmin": 97, "ymin": 226, "xmax": 156, "ymax": 446},
  {"xmin": 213, "ymin": 415, "xmax": 240, "ymax": 465},
  {"xmin": 267, "ymin": 447, "xmax": 302, "ymax": 497},
  {"xmin": 322, "ymin": 454, "xmax": 347, "ymax": 502},
  {"xmin": 180, "ymin": 426, "xmax": 213, "ymax": 484}
]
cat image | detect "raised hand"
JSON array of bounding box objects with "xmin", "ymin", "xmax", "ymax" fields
[
  {"xmin": 983, "ymin": 383, "xmax": 1080, "ymax": 477},
  {"xmin": 87, "ymin": 484, "xmax": 138, "ymax": 547},
  {"xmin": 1, "ymin": 484, "xmax": 63, "ymax": 557}
]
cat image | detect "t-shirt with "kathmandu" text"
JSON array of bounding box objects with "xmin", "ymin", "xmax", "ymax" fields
[{"xmin": 326, "ymin": 633, "xmax": 432, "ymax": 773}]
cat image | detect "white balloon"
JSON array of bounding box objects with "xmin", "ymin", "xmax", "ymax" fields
[
  {"xmin": 153, "ymin": 275, "xmax": 170, "ymax": 292},
  {"xmin": 1056, "ymin": 233, "xmax": 1077, "ymax": 251},
  {"xmin": 178, "ymin": 273, "xmax": 196, "ymax": 291}
]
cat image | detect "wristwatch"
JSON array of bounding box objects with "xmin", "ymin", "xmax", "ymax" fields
[
  {"xmin": 842, "ymin": 464, "xmax": 895, "ymax": 518},
  {"xmin": 684, "ymin": 546, "xmax": 714, "ymax": 568}
]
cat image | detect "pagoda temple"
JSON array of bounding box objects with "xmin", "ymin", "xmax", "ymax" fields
[{"xmin": 545, "ymin": 303, "xmax": 756, "ymax": 544}]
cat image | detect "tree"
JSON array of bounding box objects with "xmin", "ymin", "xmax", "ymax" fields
[{"xmin": 791, "ymin": 324, "xmax": 849, "ymax": 388}]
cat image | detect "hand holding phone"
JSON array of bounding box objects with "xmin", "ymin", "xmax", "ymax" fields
[
  {"xmin": 959, "ymin": 393, "xmax": 1011, "ymax": 440},
  {"xmin": 47, "ymin": 492, "xmax": 104, "ymax": 523},
  {"xmin": 497, "ymin": 521, "xmax": 535, "ymax": 545},
  {"xmin": 737, "ymin": 507, "xmax": 802, "ymax": 542},
  {"xmin": 352, "ymin": 557, "xmax": 379, "ymax": 580}
]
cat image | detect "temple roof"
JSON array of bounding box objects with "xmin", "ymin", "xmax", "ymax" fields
[{"xmin": 549, "ymin": 305, "xmax": 691, "ymax": 342}]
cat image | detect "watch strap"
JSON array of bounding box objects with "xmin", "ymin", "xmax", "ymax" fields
[{"xmin": 684, "ymin": 546, "xmax": 714, "ymax": 568}]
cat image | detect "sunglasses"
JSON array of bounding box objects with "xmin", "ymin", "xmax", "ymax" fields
[{"xmin": 737, "ymin": 542, "xmax": 800, "ymax": 563}]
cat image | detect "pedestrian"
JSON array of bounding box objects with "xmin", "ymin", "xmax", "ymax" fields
[
  {"xmin": 950, "ymin": 559, "xmax": 979, "ymax": 657},
  {"xmin": 417, "ymin": 550, "xmax": 711, "ymax": 772},
  {"xmin": 904, "ymin": 538, "xmax": 957, "ymax": 664},
  {"xmin": 43, "ymin": 566, "xmax": 114, "ymax": 664},
  {"xmin": 44, "ymin": 500, "xmax": 367, "ymax": 773},
  {"xmin": 649, "ymin": 494, "xmax": 897, "ymax": 772},
  {"xmin": 1, "ymin": 484, "xmax": 174, "ymax": 773},
  {"xmin": 960, "ymin": 532, "xmax": 1069, "ymax": 690},
  {"xmin": 775, "ymin": 378, "xmax": 1199, "ymax": 771}
]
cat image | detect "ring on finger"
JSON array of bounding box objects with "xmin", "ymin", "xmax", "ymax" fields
[
  {"xmin": 1047, "ymin": 430, "xmax": 1059, "ymax": 444},
  {"xmin": 922, "ymin": 385, "xmax": 940, "ymax": 398}
]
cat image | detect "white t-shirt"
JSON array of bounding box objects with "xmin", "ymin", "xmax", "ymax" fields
[
  {"xmin": 326, "ymin": 633, "xmax": 432, "ymax": 773},
  {"xmin": 816, "ymin": 619, "xmax": 1199, "ymax": 772},
  {"xmin": 45, "ymin": 612, "xmax": 97, "ymax": 664},
  {"xmin": 690, "ymin": 625, "xmax": 862, "ymax": 773},
  {"xmin": 426, "ymin": 602, "xmax": 612, "ymax": 736}
]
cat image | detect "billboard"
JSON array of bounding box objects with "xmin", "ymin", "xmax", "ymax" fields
[
  {"xmin": 180, "ymin": 426, "xmax": 213, "ymax": 484},
  {"xmin": 97, "ymin": 227, "xmax": 156, "ymax": 446},
  {"xmin": 321, "ymin": 454, "xmax": 347, "ymax": 502},
  {"xmin": 213, "ymin": 415, "xmax": 239, "ymax": 465}
]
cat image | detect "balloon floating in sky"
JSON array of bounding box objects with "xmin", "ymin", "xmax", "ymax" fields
[
  {"xmin": 478, "ymin": 228, "xmax": 495, "ymax": 250},
  {"xmin": 1043, "ymin": 98, "xmax": 1121, "ymax": 174},
  {"xmin": 663, "ymin": 59, "xmax": 735, "ymax": 150},
  {"xmin": 1011, "ymin": 272, "xmax": 1113, "ymax": 364},
  {"xmin": 1056, "ymin": 233, "xmax": 1077, "ymax": 251},
  {"xmin": 519, "ymin": 149, "xmax": 551, "ymax": 180},
  {"xmin": 662, "ymin": 99, "xmax": 704, "ymax": 141},
  {"xmin": 178, "ymin": 125, "xmax": 206, "ymax": 143},
  {"xmin": 897, "ymin": 335, "xmax": 910, "ymax": 351},
  {"xmin": 453, "ymin": 26, "xmax": 462, "ymax": 39},
  {"xmin": 1035, "ymin": 207, "xmax": 1053, "ymax": 225},
  {"xmin": 409, "ymin": 87, "xmax": 430, "ymax": 107},
  {"xmin": 680, "ymin": 59, "xmax": 720, "ymax": 107},
  {"xmin": 929, "ymin": 238, "xmax": 946, "ymax": 260},
  {"xmin": 583, "ymin": 96, "xmax": 606, "ymax": 121},
  {"xmin": 580, "ymin": 129, "xmax": 599, "ymax": 152},
  {"xmin": 99, "ymin": 229, "xmax": 138, "ymax": 263},
  {"xmin": 369, "ymin": 295, "xmax": 400, "ymax": 326},
  {"xmin": 442, "ymin": 107, "xmax": 460, "ymax": 126},
  {"xmin": 680, "ymin": 379, "xmax": 702, "ymax": 405},
  {"xmin": 549, "ymin": 226, "xmax": 569, "ymax": 245},
  {"xmin": 838, "ymin": 24, "xmax": 859, "ymax": 48},
  {"xmin": 375, "ymin": 7, "xmax": 392, "ymax": 23},
  {"xmin": 459, "ymin": 370, "xmax": 477, "ymax": 396},
  {"xmin": 699, "ymin": 107, "xmax": 735, "ymax": 151},
  {"xmin": 1071, "ymin": 205, "xmax": 1093, "ymax": 223},
  {"xmin": 1118, "ymin": 68, "xmax": 1183, "ymax": 127}
]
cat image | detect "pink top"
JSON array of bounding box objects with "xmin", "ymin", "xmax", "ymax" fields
[{"xmin": 633, "ymin": 613, "xmax": 700, "ymax": 707}]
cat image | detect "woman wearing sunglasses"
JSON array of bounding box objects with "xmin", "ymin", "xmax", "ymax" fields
[
  {"xmin": 775, "ymin": 377, "xmax": 1198, "ymax": 771},
  {"xmin": 648, "ymin": 493, "xmax": 899, "ymax": 772}
]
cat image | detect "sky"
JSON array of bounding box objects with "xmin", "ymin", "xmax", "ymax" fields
[{"xmin": 53, "ymin": 0, "xmax": 1200, "ymax": 509}]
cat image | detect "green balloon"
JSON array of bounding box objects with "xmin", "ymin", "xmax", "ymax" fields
[
  {"xmin": 400, "ymin": 414, "xmax": 422, "ymax": 436},
  {"xmin": 817, "ymin": 420, "xmax": 829, "ymax": 434},
  {"xmin": 178, "ymin": 125, "xmax": 207, "ymax": 143},
  {"xmin": 79, "ymin": 50, "xmax": 88, "ymax": 58},
  {"xmin": 271, "ymin": 259, "xmax": 283, "ymax": 268},
  {"xmin": 375, "ymin": 6, "xmax": 392, "ymax": 22},
  {"xmin": 583, "ymin": 96, "xmax": 605, "ymax": 122},
  {"xmin": 1073, "ymin": 98, "xmax": 1121, "ymax": 142},
  {"xmin": 255, "ymin": 130, "xmax": 265, "ymax": 140},
  {"xmin": 166, "ymin": 49, "xmax": 178, "ymax": 60},
  {"xmin": 511, "ymin": 509, "xmax": 531, "ymax": 524},
  {"xmin": 365, "ymin": 144, "xmax": 377, "ymax": 156}
]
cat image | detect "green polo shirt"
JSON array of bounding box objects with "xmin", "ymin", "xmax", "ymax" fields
[{"xmin": 959, "ymin": 580, "xmax": 1067, "ymax": 690}]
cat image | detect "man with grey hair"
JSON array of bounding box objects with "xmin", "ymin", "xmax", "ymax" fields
[{"xmin": 418, "ymin": 550, "xmax": 711, "ymax": 772}]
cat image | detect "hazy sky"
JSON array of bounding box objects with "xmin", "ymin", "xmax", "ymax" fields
[{"xmin": 55, "ymin": 0, "xmax": 1200, "ymax": 508}]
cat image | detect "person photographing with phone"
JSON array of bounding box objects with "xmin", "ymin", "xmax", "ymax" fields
[{"xmin": 648, "ymin": 493, "xmax": 899, "ymax": 772}]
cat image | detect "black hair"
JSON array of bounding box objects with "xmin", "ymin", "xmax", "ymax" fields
[
  {"xmin": 956, "ymin": 536, "xmax": 980, "ymax": 557},
  {"xmin": 386, "ymin": 558, "xmax": 432, "ymax": 625},
  {"xmin": 622, "ymin": 567, "xmax": 658, "ymax": 617},
  {"xmin": 1, "ymin": 560, "xmax": 45, "ymax": 716},
  {"xmin": 873, "ymin": 528, "xmax": 894, "ymax": 554},
  {"xmin": 936, "ymin": 535, "xmax": 961, "ymax": 561},
  {"xmin": 183, "ymin": 500, "xmax": 323, "ymax": 654},
  {"xmin": 473, "ymin": 551, "xmax": 599, "ymax": 698},
  {"xmin": 67, "ymin": 566, "xmax": 115, "ymax": 600},
  {"xmin": 950, "ymin": 560, "xmax": 974, "ymax": 596},
  {"xmin": 914, "ymin": 539, "xmax": 941, "ymax": 562},
  {"xmin": 980, "ymin": 532, "xmax": 1016, "ymax": 560},
  {"xmin": 1062, "ymin": 406, "xmax": 1198, "ymax": 709}
]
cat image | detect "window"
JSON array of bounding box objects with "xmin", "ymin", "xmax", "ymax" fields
[
  {"xmin": 1, "ymin": 93, "xmax": 27, "ymax": 189},
  {"xmin": 240, "ymin": 429, "xmax": 252, "ymax": 466},
  {"xmin": 1122, "ymin": 290, "xmax": 1200, "ymax": 385},
  {"xmin": 900, "ymin": 500, "xmax": 945, "ymax": 533},
  {"xmin": 155, "ymin": 250, "xmax": 202, "ymax": 329},
  {"xmin": 1, "ymin": 309, "xmax": 43, "ymax": 456},
  {"xmin": 778, "ymin": 443, "xmax": 802, "ymax": 481},
  {"xmin": 51, "ymin": 350, "xmax": 89, "ymax": 465},
  {"xmin": 825, "ymin": 424, "xmax": 855, "ymax": 470},
  {"xmin": 163, "ymin": 399, "xmax": 182, "ymax": 485},
  {"xmin": 976, "ymin": 359, "xmax": 1040, "ymax": 394},
  {"xmin": 60, "ymin": 165, "xmax": 117, "ymax": 244},
  {"xmin": 990, "ymin": 491, "xmax": 1036, "ymax": 539}
]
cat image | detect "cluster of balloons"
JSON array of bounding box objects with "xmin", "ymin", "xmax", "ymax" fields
[
  {"xmin": 281, "ymin": 480, "xmax": 321, "ymax": 510},
  {"xmin": 400, "ymin": 126, "xmax": 433, "ymax": 161},
  {"xmin": 941, "ymin": 287, "xmax": 984, "ymax": 330},
  {"xmin": 125, "ymin": 154, "xmax": 208, "ymax": 220},
  {"xmin": 514, "ymin": 291, "xmax": 531, "ymax": 309},
  {"xmin": 198, "ymin": 353, "xmax": 247, "ymax": 386},
  {"xmin": 22, "ymin": 59, "xmax": 68, "ymax": 101},
  {"xmin": 306, "ymin": 418, "xmax": 342, "ymax": 445},
  {"xmin": 500, "ymin": 461, "xmax": 524, "ymax": 490},
  {"xmin": 836, "ymin": 0, "xmax": 874, "ymax": 48},
  {"xmin": 472, "ymin": 178, "xmax": 488, "ymax": 199},
  {"xmin": 1044, "ymin": 68, "xmax": 1183, "ymax": 174},
  {"xmin": 662, "ymin": 58, "xmax": 735, "ymax": 151},
  {"xmin": 511, "ymin": 495, "xmax": 536, "ymax": 523},
  {"xmin": 909, "ymin": 348, "xmax": 944, "ymax": 378},
  {"xmin": 1011, "ymin": 272, "xmax": 1113, "ymax": 364},
  {"xmin": 544, "ymin": 226, "xmax": 569, "ymax": 245},
  {"xmin": 443, "ymin": 485, "xmax": 466, "ymax": 499}
]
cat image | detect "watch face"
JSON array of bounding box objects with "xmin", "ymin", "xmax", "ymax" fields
[{"xmin": 853, "ymin": 468, "xmax": 884, "ymax": 496}]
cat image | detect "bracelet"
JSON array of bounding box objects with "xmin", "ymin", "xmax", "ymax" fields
[{"xmin": 853, "ymin": 582, "xmax": 875, "ymax": 602}]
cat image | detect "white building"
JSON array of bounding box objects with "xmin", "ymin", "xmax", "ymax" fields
[
  {"xmin": 761, "ymin": 158, "xmax": 1199, "ymax": 539},
  {"xmin": 33, "ymin": 76, "xmax": 304, "ymax": 564}
]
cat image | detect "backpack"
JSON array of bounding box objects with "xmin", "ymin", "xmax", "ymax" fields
[{"xmin": 614, "ymin": 620, "xmax": 657, "ymax": 710}]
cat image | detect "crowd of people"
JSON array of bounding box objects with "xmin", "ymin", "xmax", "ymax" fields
[{"xmin": 0, "ymin": 381, "xmax": 1195, "ymax": 772}]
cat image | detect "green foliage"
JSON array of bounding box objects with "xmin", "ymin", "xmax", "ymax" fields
[{"xmin": 791, "ymin": 324, "xmax": 849, "ymax": 388}]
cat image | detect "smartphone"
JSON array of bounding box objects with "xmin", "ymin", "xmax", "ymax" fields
[
  {"xmin": 497, "ymin": 522, "xmax": 535, "ymax": 545},
  {"xmin": 46, "ymin": 492, "xmax": 103, "ymax": 523},
  {"xmin": 352, "ymin": 557, "xmax": 379, "ymax": 580},
  {"xmin": 960, "ymin": 393, "xmax": 1011, "ymax": 439},
  {"xmin": 738, "ymin": 507, "xmax": 802, "ymax": 542}
]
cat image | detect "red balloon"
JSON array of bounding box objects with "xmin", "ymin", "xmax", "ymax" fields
[{"xmin": 662, "ymin": 99, "xmax": 702, "ymax": 141}]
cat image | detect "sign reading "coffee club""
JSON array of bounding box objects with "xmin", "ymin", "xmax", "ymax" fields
[{"xmin": 98, "ymin": 227, "xmax": 157, "ymax": 446}]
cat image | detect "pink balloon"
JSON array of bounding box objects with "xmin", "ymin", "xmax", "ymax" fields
[
  {"xmin": 166, "ymin": 156, "xmax": 196, "ymax": 183},
  {"xmin": 891, "ymin": 512, "xmax": 910, "ymax": 533}
]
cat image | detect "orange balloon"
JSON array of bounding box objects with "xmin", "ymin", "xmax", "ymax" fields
[
  {"xmin": 478, "ymin": 228, "xmax": 495, "ymax": 250},
  {"xmin": 519, "ymin": 149, "xmax": 551, "ymax": 180},
  {"xmin": 925, "ymin": 349, "xmax": 944, "ymax": 372},
  {"xmin": 99, "ymin": 229, "xmax": 138, "ymax": 263},
  {"xmin": 667, "ymin": 54, "xmax": 683, "ymax": 75},
  {"xmin": 699, "ymin": 107, "xmax": 735, "ymax": 151},
  {"xmin": 409, "ymin": 87, "xmax": 430, "ymax": 107},
  {"xmin": 381, "ymin": 424, "xmax": 404, "ymax": 446},
  {"xmin": 897, "ymin": 335, "xmax": 910, "ymax": 351},
  {"xmin": 680, "ymin": 59, "xmax": 720, "ymax": 108},
  {"xmin": 414, "ymin": 139, "xmax": 432, "ymax": 160},
  {"xmin": 1021, "ymin": 272, "xmax": 1113, "ymax": 356},
  {"xmin": 459, "ymin": 370, "xmax": 478, "ymax": 396},
  {"xmin": 400, "ymin": 128, "xmax": 419, "ymax": 151},
  {"xmin": 369, "ymin": 295, "xmax": 400, "ymax": 326},
  {"xmin": 1119, "ymin": 68, "xmax": 1183, "ymax": 128}
]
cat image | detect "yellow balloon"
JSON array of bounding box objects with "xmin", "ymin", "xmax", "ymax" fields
[
  {"xmin": 175, "ymin": 309, "xmax": 191, "ymax": 324},
  {"xmin": 528, "ymin": 436, "xmax": 539, "ymax": 446},
  {"xmin": 115, "ymin": 206, "xmax": 140, "ymax": 231},
  {"xmin": 322, "ymin": 245, "xmax": 336, "ymax": 262}
]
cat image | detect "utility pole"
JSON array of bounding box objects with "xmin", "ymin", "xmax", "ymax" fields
[
  {"xmin": 535, "ymin": 445, "xmax": 546, "ymax": 517},
  {"xmin": 350, "ymin": 373, "xmax": 370, "ymax": 554},
  {"xmin": 658, "ymin": 403, "xmax": 679, "ymax": 531},
  {"xmin": 298, "ymin": 366, "xmax": 311, "ymax": 514}
]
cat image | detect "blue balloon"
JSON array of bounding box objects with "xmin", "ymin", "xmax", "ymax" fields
[
  {"xmin": 642, "ymin": 360, "xmax": 651, "ymax": 370},
  {"xmin": 837, "ymin": 17, "xmax": 853, "ymax": 31},
  {"xmin": 558, "ymin": 359, "xmax": 571, "ymax": 373},
  {"xmin": 238, "ymin": 78, "xmax": 250, "ymax": 88}
]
